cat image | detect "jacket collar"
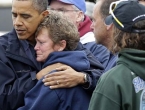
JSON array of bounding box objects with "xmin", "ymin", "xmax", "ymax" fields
[
  {"xmin": 118, "ymin": 49, "xmax": 145, "ymax": 80},
  {"xmin": 6, "ymin": 29, "xmax": 26, "ymax": 57},
  {"xmin": 78, "ymin": 15, "xmax": 93, "ymax": 37},
  {"xmin": 5, "ymin": 29, "xmax": 39, "ymax": 70}
]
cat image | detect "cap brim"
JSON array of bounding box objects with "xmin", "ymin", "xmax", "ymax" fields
[
  {"xmin": 48, "ymin": 0, "xmax": 72, "ymax": 5},
  {"xmin": 59, "ymin": 0, "xmax": 73, "ymax": 4},
  {"xmin": 104, "ymin": 15, "xmax": 113, "ymax": 25}
]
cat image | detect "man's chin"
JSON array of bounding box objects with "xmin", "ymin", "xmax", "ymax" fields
[{"xmin": 17, "ymin": 34, "xmax": 28, "ymax": 40}]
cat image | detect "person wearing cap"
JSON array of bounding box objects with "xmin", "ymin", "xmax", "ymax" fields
[
  {"xmin": 46, "ymin": 0, "xmax": 110, "ymax": 68},
  {"xmin": 43, "ymin": 0, "xmax": 110, "ymax": 91},
  {"xmin": 89, "ymin": 0, "xmax": 145, "ymax": 110},
  {"xmin": 47, "ymin": 0, "xmax": 94, "ymax": 43}
]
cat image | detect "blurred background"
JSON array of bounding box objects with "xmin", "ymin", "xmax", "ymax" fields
[
  {"xmin": 0, "ymin": 0, "xmax": 13, "ymax": 35},
  {"xmin": 0, "ymin": 0, "xmax": 95, "ymax": 35}
]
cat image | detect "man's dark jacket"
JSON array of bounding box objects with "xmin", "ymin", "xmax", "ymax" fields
[{"xmin": 0, "ymin": 29, "xmax": 104, "ymax": 110}]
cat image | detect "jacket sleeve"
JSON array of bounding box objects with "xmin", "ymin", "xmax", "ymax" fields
[
  {"xmin": 0, "ymin": 47, "xmax": 37, "ymax": 110},
  {"xmin": 18, "ymin": 79, "xmax": 60, "ymax": 110},
  {"xmin": 83, "ymin": 42, "xmax": 110, "ymax": 68},
  {"xmin": 18, "ymin": 76, "xmax": 91, "ymax": 110},
  {"xmin": 83, "ymin": 49, "xmax": 104, "ymax": 92},
  {"xmin": 76, "ymin": 42, "xmax": 105, "ymax": 92}
]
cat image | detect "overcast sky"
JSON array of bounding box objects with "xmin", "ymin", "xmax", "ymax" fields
[{"xmin": 0, "ymin": 0, "xmax": 12, "ymax": 7}]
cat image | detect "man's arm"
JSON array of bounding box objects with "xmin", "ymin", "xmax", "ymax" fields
[
  {"xmin": 40, "ymin": 42, "xmax": 105, "ymax": 92},
  {"xmin": 41, "ymin": 64, "xmax": 103, "ymax": 92},
  {"xmin": 41, "ymin": 65, "xmax": 85, "ymax": 89},
  {"xmin": 17, "ymin": 79, "xmax": 60, "ymax": 110},
  {"xmin": 36, "ymin": 63, "xmax": 66, "ymax": 80},
  {"xmin": 40, "ymin": 51, "xmax": 104, "ymax": 92},
  {"xmin": 0, "ymin": 60, "xmax": 37, "ymax": 110},
  {"xmin": 0, "ymin": 46, "xmax": 37, "ymax": 109}
]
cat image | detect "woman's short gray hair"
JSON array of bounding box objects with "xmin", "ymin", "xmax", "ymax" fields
[{"xmin": 36, "ymin": 11, "xmax": 80, "ymax": 51}]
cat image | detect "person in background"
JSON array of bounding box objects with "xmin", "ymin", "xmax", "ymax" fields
[
  {"xmin": 91, "ymin": 0, "xmax": 118, "ymax": 72},
  {"xmin": 89, "ymin": 0, "xmax": 145, "ymax": 110},
  {"xmin": 91, "ymin": 0, "xmax": 145, "ymax": 72},
  {"xmin": 0, "ymin": 0, "xmax": 104, "ymax": 109},
  {"xmin": 47, "ymin": 0, "xmax": 110, "ymax": 69},
  {"xmin": 85, "ymin": 1, "xmax": 95, "ymax": 20},
  {"xmin": 18, "ymin": 11, "xmax": 91, "ymax": 110}
]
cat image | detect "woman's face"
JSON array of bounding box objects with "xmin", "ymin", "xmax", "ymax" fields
[{"xmin": 34, "ymin": 28, "xmax": 59, "ymax": 62}]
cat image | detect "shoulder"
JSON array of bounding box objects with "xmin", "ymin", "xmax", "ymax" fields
[
  {"xmin": 84, "ymin": 42, "xmax": 110, "ymax": 67},
  {"xmin": 104, "ymin": 53, "xmax": 118, "ymax": 72},
  {"xmin": 97, "ymin": 64, "xmax": 132, "ymax": 90},
  {"xmin": 0, "ymin": 29, "xmax": 17, "ymax": 47},
  {"xmin": 0, "ymin": 32, "xmax": 9, "ymax": 46}
]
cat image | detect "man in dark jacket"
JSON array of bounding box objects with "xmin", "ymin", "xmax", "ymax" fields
[
  {"xmin": 0, "ymin": 0, "xmax": 105, "ymax": 109},
  {"xmin": 0, "ymin": 0, "xmax": 48, "ymax": 109}
]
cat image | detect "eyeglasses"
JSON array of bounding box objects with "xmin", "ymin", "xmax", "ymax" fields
[
  {"xmin": 47, "ymin": 8, "xmax": 79, "ymax": 13},
  {"xmin": 109, "ymin": 0, "xmax": 128, "ymax": 28}
]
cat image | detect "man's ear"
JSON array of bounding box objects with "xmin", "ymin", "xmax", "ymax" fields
[
  {"xmin": 106, "ymin": 23, "xmax": 113, "ymax": 31},
  {"xmin": 42, "ymin": 10, "xmax": 49, "ymax": 17},
  {"xmin": 76, "ymin": 11, "xmax": 84, "ymax": 23},
  {"xmin": 58, "ymin": 40, "xmax": 66, "ymax": 51}
]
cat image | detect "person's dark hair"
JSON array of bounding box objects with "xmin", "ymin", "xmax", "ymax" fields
[
  {"xmin": 35, "ymin": 11, "xmax": 79, "ymax": 51},
  {"xmin": 13, "ymin": 0, "xmax": 48, "ymax": 13},
  {"xmin": 98, "ymin": 0, "xmax": 117, "ymax": 19},
  {"xmin": 112, "ymin": 19, "xmax": 145, "ymax": 53}
]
